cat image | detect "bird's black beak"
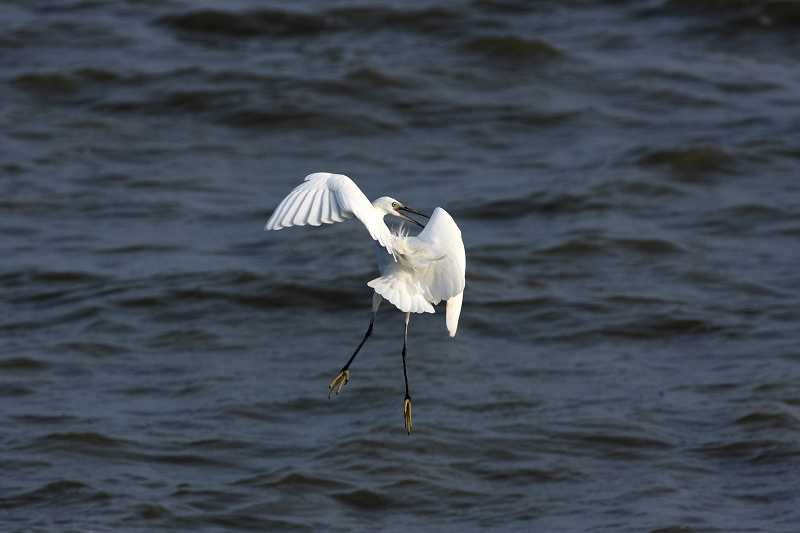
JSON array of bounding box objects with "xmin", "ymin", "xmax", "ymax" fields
[{"xmin": 395, "ymin": 206, "xmax": 429, "ymax": 228}]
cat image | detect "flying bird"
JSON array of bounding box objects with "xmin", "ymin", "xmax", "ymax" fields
[{"xmin": 265, "ymin": 172, "xmax": 466, "ymax": 433}]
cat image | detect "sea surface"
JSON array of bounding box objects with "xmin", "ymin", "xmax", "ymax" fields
[{"xmin": 2, "ymin": 0, "xmax": 800, "ymax": 531}]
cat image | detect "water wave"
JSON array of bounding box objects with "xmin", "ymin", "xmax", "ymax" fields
[
  {"xmin": 158, "ymin": 7, "xmax": 464, "ymax": 38},
  {"xmin": 3, "ymin": 0, "xmax": 800, "ymax": 531}
]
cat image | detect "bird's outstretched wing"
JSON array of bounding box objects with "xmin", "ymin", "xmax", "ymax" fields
[
  {"xmin": 414, "ymin": 207, "xmax": 466, "ymax": 336},
  {"xmin": 265, "ymin": 173, "xmax": 395, "ymax": 255}
]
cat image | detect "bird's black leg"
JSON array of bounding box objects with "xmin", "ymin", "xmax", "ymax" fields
[
  {"xmin": 402, "ymin": 312, "xmax": 412, "ymax": 434},
  {"xmin": 328, "ymin": 317, "xmax": 373, "ymax": 398},
  {"xmin": 329, "ymin": 294, "xmax": 382, "ymax": 398}
]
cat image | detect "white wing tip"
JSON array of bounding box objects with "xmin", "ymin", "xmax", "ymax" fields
[
  {"xmin": 264, "ymin": 219, "xmax": 285, "ymax": 231},
  {"xmin": 446, "ymin": 291, "xmax": 463, "ymax": 337}
]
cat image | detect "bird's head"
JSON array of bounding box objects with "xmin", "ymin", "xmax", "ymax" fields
[{"xmin": 373, "ymin": 197, "xmax": 429, "ymax": 228}]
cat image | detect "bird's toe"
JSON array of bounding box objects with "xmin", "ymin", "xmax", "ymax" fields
[
  {"xmin": 404, "ymin": 398, "xmax": 412, "ymax": 434},
  {"xmin": 328, "ymin": 369, "xmax": 349, "ymax": 399}
]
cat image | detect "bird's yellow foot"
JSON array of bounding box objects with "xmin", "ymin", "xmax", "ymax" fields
[
  {"xmin": 404, "ymin": 397, "xmax": 412, "ymax": 434},
  {"xmin": 328, "ymin": 369, "xmax": 349, "ymax": 399}
]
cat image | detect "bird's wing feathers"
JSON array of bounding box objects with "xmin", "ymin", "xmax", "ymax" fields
[
  {"xmin": 413, "ymin": 207, "xmax": 466, "ymax": 336},
  {"xmin": 265, "ymin": 173, "xmax": 395, "ymax": 255},
  {"xmin": 414, "ymin": 208, "xmax": 466, "ymax": 301},
  {"xmin": 265, "ymin": 173, "xmax": 350, "ymax": 229},
  {"xmin": 445, "ymin": 291, "xmax": 464, "ymax": 338}
]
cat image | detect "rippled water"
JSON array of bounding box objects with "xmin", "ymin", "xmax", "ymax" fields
[{"xmin": 3, "ymin": 0, "xmax": 800, "ymax": 531}]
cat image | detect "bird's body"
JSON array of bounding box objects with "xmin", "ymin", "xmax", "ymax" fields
[
  {"xmin": 265, "ymin": 172, "xmax": 466, "ymax": 433},
  {"xmin": 370, "ymin": 207, "xmax": 464, "ymax": 326}
]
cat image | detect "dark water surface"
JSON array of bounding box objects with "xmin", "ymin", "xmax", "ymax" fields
[{"xmin": 3, "ymin": 0, "xmax": 800, "ymax": 531}]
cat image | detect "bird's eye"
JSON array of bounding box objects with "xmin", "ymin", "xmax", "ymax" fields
[{"xmin": 392, "ymin": 202, "xmax": 400, "ymax": 209}]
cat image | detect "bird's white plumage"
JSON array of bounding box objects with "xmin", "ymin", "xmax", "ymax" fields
[
  {"xmin": 265, "ymin": 173, "xmax": 466, "ymax": 336},
  {"xmin": 369, "ymin": 207, "xmax": 465, "ymax": 335},
  {"xmin": 265, "ymin": 173, "xmax": 396, "ymax": 255}
]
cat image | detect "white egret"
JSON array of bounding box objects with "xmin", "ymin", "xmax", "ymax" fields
[{"xmin": 265, "ymin": 172, "xmax": 466, "ymax": 433}]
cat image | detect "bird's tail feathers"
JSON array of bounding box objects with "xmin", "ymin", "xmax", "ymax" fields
[{"xmin": 367, "ymin": 275, "xmax": 435, "ymax": 314}]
